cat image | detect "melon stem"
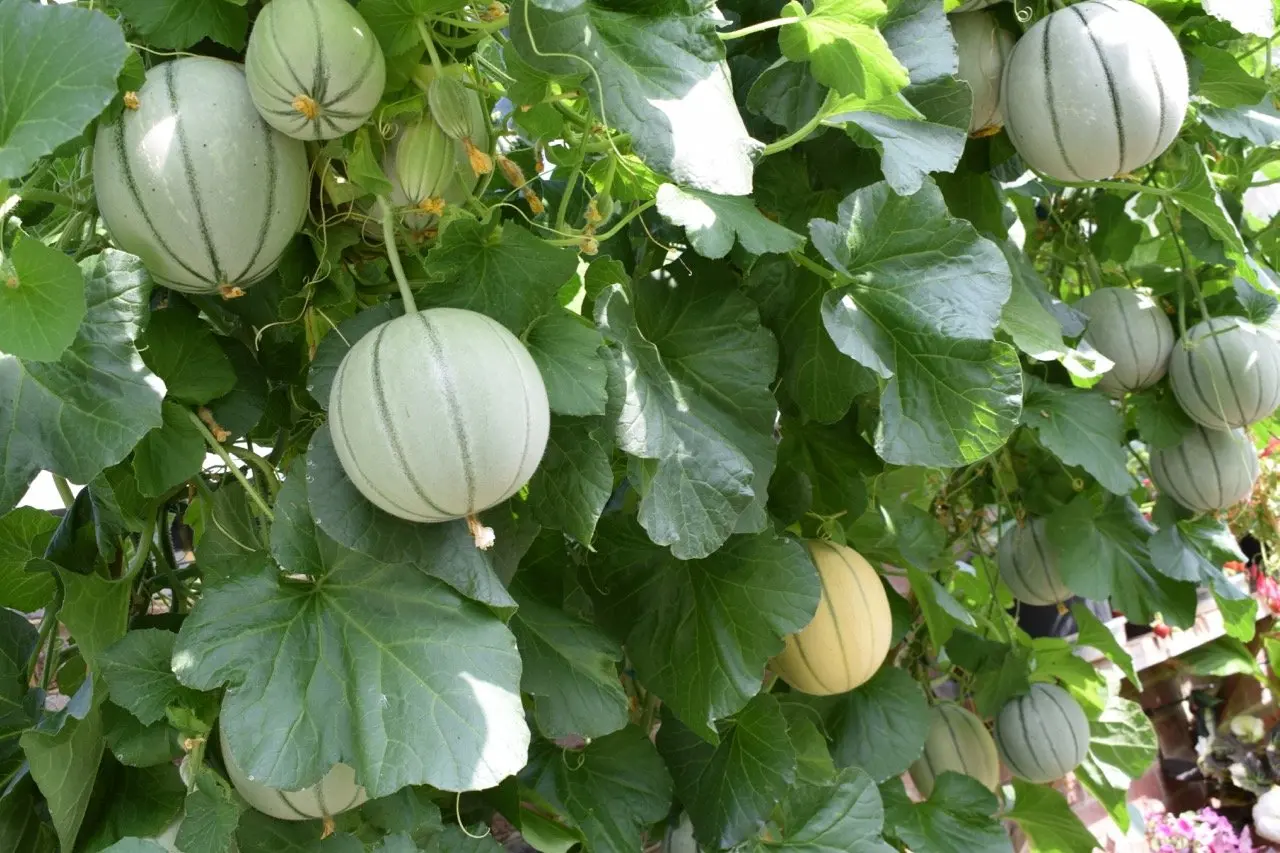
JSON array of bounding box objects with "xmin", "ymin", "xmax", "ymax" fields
[
  {"xmin": 378, "ymin": 196, "xmax": 418, "ymax": 314},
  {"xmin": 466, "ymin": 514, "xmax": 496, "ymax": 550}
]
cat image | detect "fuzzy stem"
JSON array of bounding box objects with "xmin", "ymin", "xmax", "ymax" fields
[
  {"xmin": 417, "ymin": 19, "xmax": 446, "ymax": 76},
  {"xmin": 53, "ymin": 475, "xmax": 76, "ymax": 509},
  {"xmin": 185, "ymin": 409, "xmax": 275, "ymax": 522},
  {"xmin": 378, "ymin": 196, "xmax": 418, "ymax": 314},
  {"xmin": 718, "ymin": 17, "xmax": 797, "ymax": 40}
]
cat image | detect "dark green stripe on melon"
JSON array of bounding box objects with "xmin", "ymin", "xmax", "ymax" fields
[
  {"xmin": 1070, "ymin": 5, "xmax": 1125, "ymax": 175},
  {"xmin": 165, "ymin": 62, "xmax": 225, "ymax": 287},
  {"xmin": 414, "ymin": 312, "xmax": 478, "ymax": 513},
  {"xmin": 1041, "ymin": 14, "xmax": 1081, "ymax": 180}
]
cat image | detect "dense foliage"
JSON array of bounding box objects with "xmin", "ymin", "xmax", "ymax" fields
[{"xmin": 2, "ymin": 0, "xmax": 1280, "ymax": 850}]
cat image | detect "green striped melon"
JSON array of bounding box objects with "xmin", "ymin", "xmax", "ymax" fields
[
  {"xmin": 387, "ymin": 115, "xmax": 479, "ymax": 227},
  {"xmin": 220, "ymin": 720, "xmax": 367, "ymax": 821},
  {"xmin": 772, "ymin": 541, "xmax": 892, "ymax": 696},
  {"xmin": 951, "ymin": 11, "xmax": 1015, "ymax": 136},
  {"xmin": 245, "ymin": 0, "xmax": 386, "ymax": 140},
  {"xmin": 92, "ymin": 57, "xmax": 309, "ymax": 295},
  {"xmin": 1000, "ymin": 0, "xmax": 1189, "ymax": 182},
  {"xmin": 1169, "ymin": 317, "xmax": 1280, "ymax": 429},
  {"xmin": 329, "ymin": 308, "xmax": 550, "ymax": 522},
  {"xmin": 1150, "ymin": 425, "xmax": 1259, "ymax": 512},
  {"xmin": 996, "ymin": 517, "xmax": 1072, "ymax": 607},
  {"xmin": 994, "ymin": 683, "xmax": 1090, "ymax": 783},
  {"xmin": 1077, "ymin": 288, "xmax": 1174, "ymax": 396},
  {"xmin": 908, "ymin": 703, "xmax": 1000, "ymax": 798}
]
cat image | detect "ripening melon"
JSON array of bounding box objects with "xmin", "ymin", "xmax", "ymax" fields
[
  {"xmin": 329, "ymin": 307, "xmax": 550, "ymax": 523},
  {"xmin": 1150, "ymin": 425, "xmax": 1259, "ymax": 513},
  {"xmin": 952, "ymin": 11, "xmax": 1015, "ymax": 136},
  {"xmin": 245, "ymin": 0, "xmax": 386, "ymax": 140},
  {"xmin": 1169, "ymin": 317, "xmax": 1280, "ymax": 430},
  {"xmin": 908, "ymin": 703, "xmax": 1001, "ymax": 797},
  {"xmin": 93, "ymin": 57, "xmax": 309, "ymax": 295},
  {"xmin": 771, "ymin": 540, "xmax": 892, "ymax": 696},
  {"xmin": 1077, "ymin": 287, "xmax": 1175, "ymax": 396},
  {"xmin": 1000, "ymin": 0, "xmax": 1189, "ymax": 181},
  {"xmin": 220, "ymin": 724, "xmax": 368, "ymax": 820},
  {"xmin": 996, "ymin": 517, "xmax": 1072, "ymax": 607},
  {"xmin": 994, "ymin": 683, "xmax": 1090, "ymax": 783}
]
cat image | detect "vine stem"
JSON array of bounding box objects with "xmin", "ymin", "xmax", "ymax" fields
[
  {"xmin": 53, "ymin": 475, "xmax": 76, "ymax": 509},
  {"xmin": 185, "ymin": 409, "xmax": 275, "ymax": 522},
  {"xmin": 417, "ymin": 19, "xmax": 446, "ymax": 76},
  {"xmin": 378, "ymin": 196, "xmax": 417, "ymax": 314},
  {"xmin": 718, "ymin": 17, "xmax": 796, "ymax": 40},
  {"xmin": 761, "ymin": 93, "xmax": 835, "ymax": 157},
  {"xmin": 544, "ymin": 199, "xmax": 656, "ymax": 246},
  {"xmin": 26, "ymin": 586, "xmax": 63, "ymax": 685},
  {"xmin": 1164, "ymin": 208, "xmax": 1211, "ymax": 322},
  {"xmin": 124, "ymin": 513, "xmax": 158, "ymax": 580},
  {"xmin": 789, "ymin": 251, "xmax": 838, "ymax": 281},
  {"xmin": 226, "ymin": 444, "xmax": 281, "ymax": 498}
]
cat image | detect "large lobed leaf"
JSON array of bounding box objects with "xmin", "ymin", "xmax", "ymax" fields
[
  {"xmin": 0, "ymin": 251, "xmax": 165, "ymax": 513},
  {"xmin": 172, "ymin": 470, "xmax": 530, "ymax": 796},
  {"xmin": 814, "ymin": 180, "xmax": 1021, "ymax": 467}
]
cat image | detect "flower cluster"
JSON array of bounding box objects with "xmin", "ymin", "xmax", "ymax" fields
[{"xmin": 1145, "ymin": 807, "xmax": 1255, "ymax": 852}]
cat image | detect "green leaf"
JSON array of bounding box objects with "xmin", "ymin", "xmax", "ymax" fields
[
  {"xmin": 176, "ymin": 768, "xmax": 242, "ymax": 853},
  {"xmin": 755, "ymin": 768, "xmax": 894, "ymax": 853},
  {"xmin": 998, "ymin": 242, "xmax": 1076, "ymax": 361},
  {"xmin": 655, "ymin": 184, "xmax": 805, "ymax": 260},
  {"xmin": 415, "ymin": 221, "xmax": 580, "ymax": 334},
  {"xmin": 527, "ymin": 417, "xmax": 613, "ymax": 545},
  {"xmin": 1201, "ymin": 98, "xmax": 1280, "ymax": 146},
  {"xmin": 0, "ymin": 1, "xmax": 127, "ymax": 180},
  {"xmin": 748, "ymin": 260, "xmax": 875, "ymax": 424},
  {"xmin": 78, "ymin": 763, "xmax": 186, "ymax": 851},
  {"xmin": 814, "ymin": 180, "xmax": 1020, "ymax": 468},
  {"xmin": 1005, "ymin": 779, "xmax": 1097, "ymax": 853},
  {"xmin": 60, "ymin": 568, "xmax": 131, "ymax": 670},
  {"xmin": 511, "ymin": 1, "xmax": 760, "ymax": 196},
  {"xmin": 1070, "ymin": 602, "xmax": 1139, "ymax": 689},
  {"xmin": 746, "ymin": 60, "xmax": 828, "ymax": 133},
  {"xmin": 1131, "ymin": 387, "xmax": 1195, "ymax": 450},
  {"xmin": 1149, "ymin": 500, "xmax": 1246, "ymax": 597},
  {"xmin": 527, "ymin": 728, "xmax": 672, "ymax": 853},
  {"xmin": 822, "ymin": 666, "xmax": 930, "ymax": 783},
  {"xmin": 21, "ymin": 704, "xmax": 105, "ymax": 853},
  {"xmin": 1192, "ymin": 46, "xmax": 1268, "ymax": 109},
  {"xmin": 906, "ymin": 564, "xmax": 958, "ymax": 647},
  {"xmin": 880, "ymin": 773, "xmax": 1011, "ymax": 853},
  {"xmin": 657, "ymin": 694, "xmax": 796, "ymax": 848},
  {"xmin": 358, "ymin": 0, "xmax": 461, "ymax": 55},
  {"xmin": 591, "ymin": 519, "xmax": 819, "ymax": 739},
  {"xmin": 508, "ymin": 589, "xmax": 628, "ymax": 740},
  {"xmin": 99, "ymin": 629, "xmax": 206, "ymax": 726},
  {"xmin": 138, "ymin": 303, "xmax": 235, "ymax": 406},
  {"xmin": 0, "ymin": 507, "xmax": 59, "ymax": 610},
  {"xmin": 0, "ymin": 251, "xmax": 165, "ymax": 514},
  {"xmin": 235, "ymin": 810, "xmax": 326, "ymax": 853},
  {"xmin": 173, "ymin": 470, "xmax": 529, "ymax": 796},
  {"xmin": 778, "ymin": 0, "xmax": 909, "ymax": 100},
  {"xmin": 1179, "ymin": 635, "xmax": 1261, "ymax": 677},
  {"xmin": 102, "ymin": 704, "xmax": 181, "ymax": 768},
  {"xmin": 189, "ymin": 480, "xmax": 271, "ymax": 586},
  {"xmin": 595, "ymin": 263, "xmax": 779, "ymax": 559},
  {"xmin": 132, "ymin": 401, "xmax": 204, "ymax": 498},
  {"xmin": 1215, "ymin": 590, "xmax": 1258, "ymax": 643},
  {"xmin": 781, "ymin": 702, "xmax": 838, "ymax": 787},
  {"xmin": 98, "ymin": 842, "xmax": 169, "ymax": 853},
  {"xmin": 1047, "ymin": 492, "xmax": 1198, "ymax": 628},
  {"xmin": 1074, "ymin": 695, "xmax": 1156, "ymax": 833},
  {"xmin": 0, "ymin": 235, "xmax": 86, "ymax": 362},
  {"xmin": 972, "ymin": 647, "xmax": 1031, "ymax": 718},
  {"xmin": 1021, "ymin": 379, "xmax": 1135, "ymax": 496},
  {"xmin": 305, "ymin": 428, "xmax": 516, "ymax": 609},
  {"xmin": 777, "ymin": 417, "xmax": 877, "ymax": 520},
  {"xmin": 1164, "ymin": 142, "xmax": 1246, "ymax": 257},
  {"xmin": 833, "ymin": 77, "xmax": 970, "ymax": 197},
  {"xmin": 524, "ymin": 310, "xmax": 609, "ymax": 417},
  {"xmin": 881, "ymin": 0, "xmax": 955, "ymax": 83},
  {"xmin": 111, "ymin": 0, "xmax": 247, "ymax": 49}
]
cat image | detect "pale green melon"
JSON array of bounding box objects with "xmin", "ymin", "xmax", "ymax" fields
[
  {"xmin": 1077, "ymin": 287, "xmax": 1174, "ymax": 396},
  {"xmin": 1150, "ymin": 425, "xmax": 1260, "ymax": 512},
  {"xmin": 329, "ymin": 308, "xmax": 550, "ymax": 522},
  {"xmin": 909, "ymin": 703, "xmax": 1000, "ymax": 797},
  {"xmin": 994, "ymin": 683, "xmax": 1090, "ymax": 783},
  {"xmin": 1169, "ymin": 317, "xmax": 1280, "ymax": 429},
  {"xmin": 951, "ymin": 11, "xmax": 1015, "ymax": 135},
  {"xmin": 245, "ymin": 0, "xmax": 386, "ymax": 140},
  {"xmin": 996, "ymin": 518, "xmax": 1072, "ymax": 607},
  {"xmin": 93, "ymin": 57, "xmax": 309, "ymax": 295},
  {"xmin": 221, "ymin": 724, "xmax": 368, "ymax": 820},
  {"xmin": 1001, "ymin": 0, "xmax": 1189, "ymax": 181}
]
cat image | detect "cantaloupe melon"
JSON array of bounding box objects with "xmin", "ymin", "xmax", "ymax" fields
[
  {"xmin": 771, "ymin": 541, "xmax": 892, "ymax": 696},
  {"xmin": 220, "ymin": 724, "xmax": 368, "ymax": 820},
  {"xmin": 908, "ymin": 703, "xmax": 1001, "ymax": 797},
  {"xmin": 1169, "ymin": 317, "xmax": 1280, "ymax": 430},
  {"xmin": 245, "ymin": 0, "xmax": 386, "ymax": 140},
  {"xmin": 329, "ymin": 307, "xmax": 550, "ymax": 523},
  {"xmin": 994, "ymin": 682, "xmax": 1090, "ymax": 783},
  {"xmin": 1077, "ymin": 287, "xmax": 1174, "ymax": 396},
  {"xmin": 1150, "ymin": 425, "xmax": 1259, "ymax": 512},
  {"xmin": 93, "ymin": 57, "xmax": 309, "ymax": 295},
  {"xmin": 952, "ymin": 11, "xmax": 1015, "ymax": 136},
  {"xmin": 1000, "ymin": 0, "xmax": 1189, "ymax": 181},
  {"xmin": 996, "ymin": 518, "xmax": 1072, "ymax": 607}
]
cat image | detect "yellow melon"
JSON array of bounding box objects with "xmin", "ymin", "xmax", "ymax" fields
[{"xmin": 772, "ymin": 540, "xmax": 892, "ymax": 695}]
